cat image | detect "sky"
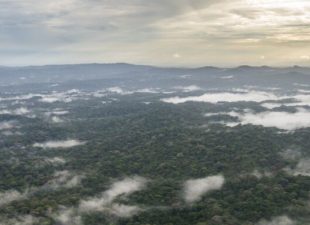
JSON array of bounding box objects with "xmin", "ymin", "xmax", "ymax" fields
[{"xmin": 1, "ymin": 0, "xmax": 310, "ymax": 67}]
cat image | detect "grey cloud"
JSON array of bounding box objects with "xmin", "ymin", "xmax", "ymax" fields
[{"xmin": 1, "ymin": 0, "xmax": 310, "ymax": 66}]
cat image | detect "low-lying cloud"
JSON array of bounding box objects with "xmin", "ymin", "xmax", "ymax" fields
[
  {"xmin": 79, "ymin": 176, "xmax": 147, "ymax": 215},
  {"xmin": 33, "ymin": 139, "xmax": 85, "ymax": 149},
  {"xmin": 228, "ymin": 109, "xmax": 310, "ymax": 130},
  {"xmin": 183, "ymin": 175, "xmax": 225, "ymax": 203},
  {"xmin": 0, "ymin": 215, "xmax": 38, "ymax": 225},
  {"xmin": 285, "ymin": 159, "xmax": 310, "ymax": 177},
  {"xmin": 0, "ymin": 121, "xmax": 15, "ymax": 130},
  {"xmin": 0, "ymin": 107, "xmax": 30, "ymax": 116},
  {"xmin": 43, "ymin": 170, "xmax": 83, "ymax": 190},
  {"xmin": 161, "ymin": 91, "xmax": 281, "ymax": 104},
  {"xmin": 45, "ymin": 157, "xmax": 66, "ymax": 165},
  {"xmin": 257, "ymin": 215, "xmax": 295, "ymax": 225},
  {"xmin": 53, "ymin": 208, "xmax": 82, "ymax": 225},
  {"xmin": 173, "ymin": 85, "xmax": 202, "ymax": 92},
  {"xmin": 53, "ymin": 176, "xmax": 147, "ymax": 225},
  {"xmin": 0, "ymin": 170, "xmax": 83, "ymax": 211},
  {"xmin": 0, "ymin": 190, "xmax": 28, "ymax": 207}
]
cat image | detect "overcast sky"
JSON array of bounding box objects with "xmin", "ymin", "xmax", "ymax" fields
[{"xmin": 1, "ymin": 0, "xmax": 310, "ymax": 67}]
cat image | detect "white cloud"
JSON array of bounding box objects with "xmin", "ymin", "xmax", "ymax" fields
[
  {"xmin": 183, "ymin": 175, "xmax": 225, "ymax": 203},
  {"xmin": 79, "ymin": 176, "xmax": 147, "ymax": 217},
  {"xmin": 107, "ymin": 87, "xmax": 130, "ymax": 95},
  {"xmin": 0, "ymin": 215, "xmax": 38, "ymax": 225},
  {"xmin": 44, "ymin": 170, "xmax": 83, "ymax": 189},
  {"xmin": 228, "ymin": 109, "xmax": 310, "ymax": 130},
  {"xmin": 108, "ymin": 204, "xmax": 142, "ymax": 218},
  {"xmin": 45, "ymin": 157, "xmax": 66, "ymax": 165},
  {"xmin": 174, "ymin": 85, "xmax": 202, "ymax": 92},
  {"xmin": 0, "ymin": 107, "xmax": 30, "ymax": 115},
  {"xmin": 106, "ymin": 87, "xmax": 161, "ymax": 95},
  {"xmin": 251, "ymin": 170, "xmax": 273, "ymax": 179},
  {"xmin": 286, "ymin": 159, "xmax": 310, "ymax": 177},
  {"xmin": 161, "ymin": 91, "xmax": 281, "ymax": 104},
  {"xmin": 257, "ymin": 215, "xmax": 295, "ymax": 225},
  {"xmin": 0, "ymin": 121, "xmax": 15, "ymax": 130},
  {"xmin": 280, "ymin": 149, "xmax": 302, "ymax": 161},
  {"xmin": 0, "ymin": 190, "xmax": 28, "ymax": 207},
  {"xmin": 51, "ymin": 116, "xmax": 64, "ymax": 123},
  {"xmin": 220, "ymin": 75, "xmax": 234, "ymax": 79},
  {"xmin": 298, "ymin": 89, "xmax": 310, "ymax": 94},
  {"xmin": 33, "ymin": 139, "xmax": 85, "ymax": 149},
  {"xmin": 261, "ymin": 103, "xmax": 283, "ymax": 109},
  {"xmin": 39, "ymin": 90, "xmax": 83, "ymax": 103},
  {"xmin": 294, "ymin": 83, "xmax": 310, "ymax": 88},
  {"xmin": 46, "ymin": 110, "xmax": 69, "ymax": 116},
  {"xmin": 0, "ymin": 94, "xmax": 41, "ymax": 102},
  {"xmin": 53, "ymin": 208, "xmax": 82, "ymax": 225}
]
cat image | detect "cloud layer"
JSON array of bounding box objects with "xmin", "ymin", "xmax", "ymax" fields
[
  {"xmin": 1, "ymin": 0, "xmax": 310, "ymax": 66},
  {"xmin": 228, "ymin": 109, "xmax": 310, "ymax": 130},
  {"xmin": 161, "ymin": 91, "xmax": 281, "ymax": 104},
  {"xmin": 183, "ymin": 175, "xmax": 225, "ymax": 203}
]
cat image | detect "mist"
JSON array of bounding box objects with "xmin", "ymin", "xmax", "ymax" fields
[
  {"xmin": 33, "ymin": 140, "xmax": 85, "ymax": 149},
  {"xmin": 183, "ymin": 175, "xmax": 225, "ymax": 203}
]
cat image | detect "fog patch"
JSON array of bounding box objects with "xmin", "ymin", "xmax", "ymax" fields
[
  {"xmin": 221, "ymin": 75, "xmax": 234, "ymax": 79},
  {"xmin": 108, "ymin": 204, "xmax": 142, "ymax": 218},
  {"xmin": 45, "ymin": 157, "xmax": 66, "ymax": 165},
  {"xmin": 261, "ymin": 103, "xmax": 283, "ymax": 109},
  {"xmin": 298, "ymin": 89, "xmax": 310, "ymax": 94},
  {"xmin": 107, "ymin": 87, "xmax": 130, "ymax": 95},
  {"xmin": 135, "ymin": 88, "xmax": 161, "ymax": 94},
  {"xmin": 51, "ymin": 116, "xmax": 64, "ymax": 123},
  {"xmin": 280, "ymin": 149, "xmax": 302, "ymax": 161},
  {"xmin": 257, "ymin": 215, "xmax": 295, "ymax": 225},
  {"xmin": 251, "ymin": 170, "xmax": 273, "ymax": 179},
  {"xmin": 0, "ymin": 107, "xmax": 30, "ymax": 116},
  {"xmin": 183, "ymin": 175, "xmax": 225, "ymax": 203},
  {"xmin": 294, "ymin": 83, "xmax": 310, "ymax": 88},
  {"xmin": 0, "ymin": 190, "xmax": 28, "ymax": 207},
  {"xmin": 79, "ymin": 176, "xmax": 147, "ymax": 217},
  {"xmin": 33, "ymin": 140, "xmax": 85, "ymax": 149},
  {"xmin": 106, "ymin": 87, "xmax": 162, "ymax": 95},
  {"xmin": 285, "ymin": 159, "xmax": 310, "ymax": 177},
  {"xmin": 45, "ymin": 109, "xmax": 69, "ymax": 123},
  {"xmin": 227, "ymin": 109, "xmax": 310, "ymax": 130},
  {"xmin": 53, "ymin": 207, "xmax": 82, "ymax": 225},
  {"xmin": 0, "ymin": 215, "xmax": 38, "ymax": 225},
  {"xmin": 0, "ymin": 121, "xmax": 16, "ymax": 130},
  {"xmin": 39, "ymin": 90, "xmax": 82, "ymax": 103},
  {"xmin": 0, "ymin": 93, "xmax": 40, "ymax": 102},
  {"xmin": 44, "ymin": 170, "xmax": 83, "ymax": 189},
  {"xmin": 45, "ymin": 110, "xmax": 69, "ymax": 116},
  {"xmin": 161, "ymin": 91, "xmax": 281, "ymax": 104},
  {"xmin": 174, "ymin": 85, "xmax": 201, "ymax": 92}
]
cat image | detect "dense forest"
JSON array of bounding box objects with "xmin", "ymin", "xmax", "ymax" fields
[{"xmin": 0, "ymin": 65, "xmax": 310, "ymax": 225}]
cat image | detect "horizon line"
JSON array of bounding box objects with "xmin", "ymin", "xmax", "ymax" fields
[{"xmin": 1, "ymin": 62, "xmax": 309, "ymax": 70}]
